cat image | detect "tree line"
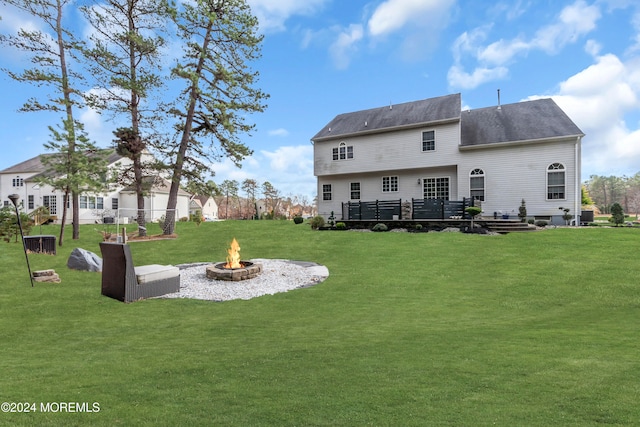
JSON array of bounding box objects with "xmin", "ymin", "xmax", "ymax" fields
[
  {"xmin": 188, "ymin": 178, "xmax": 315, "ymax": 220},
  {"xmin": 583, "ymin": 173, "xmax": 640, "ymax": 216},
  {"xmin": 0, "ymin": 0, "xmax": 268, "ymax": 244}
]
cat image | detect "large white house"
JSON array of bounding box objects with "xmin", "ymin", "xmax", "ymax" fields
[
  {"xmin": 0, "ymin": 150, "xmax": 191, "ymax": 224},
  {"xmin": 312, "ymin": 93, "xmax": 584, "ymax": 225}
]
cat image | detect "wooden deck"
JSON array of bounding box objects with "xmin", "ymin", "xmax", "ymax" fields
[{"xmin": 340, "ymin": 218, "xmax": 534, "ymax": 233}]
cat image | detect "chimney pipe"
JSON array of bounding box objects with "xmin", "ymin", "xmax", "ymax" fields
[{"xmin": 497, "ymin": 89, "xmax": 501, "ymax": 110}]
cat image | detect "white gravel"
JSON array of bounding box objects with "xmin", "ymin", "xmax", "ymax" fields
[{"xmin": 158, "ymin": 259, "xmax": 329, "ymax": 302}]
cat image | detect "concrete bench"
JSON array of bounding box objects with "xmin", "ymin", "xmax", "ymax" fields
[{"xmin": 99, "ymin": 242, "xmax": 180, "ymax": 302}]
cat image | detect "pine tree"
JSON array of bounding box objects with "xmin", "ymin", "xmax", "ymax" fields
[
  {"xmin": 81, "ymin": 0, "xmax": 170, "ymax": 236},
  {"xmin": 39, "ymin": 119, "xmax": 108, "ymax": 245},
  {"xmin": 161, "ymin": 0, "xmax": 269, "ymax": 234},
  {"xmin": 1, "ymin": 0, "xmax": 93, "ymax": 240}
]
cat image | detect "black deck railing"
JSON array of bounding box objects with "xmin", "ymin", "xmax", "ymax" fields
[
  {"xmin": 342, "ymin": 198, "xmax": 473, "ymax": 221},
  {"xmin": 412, "ymin": 197, "xmax": 473, "ymax": 220},
  {"xmin": 342, "ymin": 199, "xmax": 403, "ymax": 220}
]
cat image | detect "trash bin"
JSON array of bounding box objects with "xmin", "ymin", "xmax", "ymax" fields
[{"xmin": 23, "ymin": 235, "xmax": 56, "ymax": 255}]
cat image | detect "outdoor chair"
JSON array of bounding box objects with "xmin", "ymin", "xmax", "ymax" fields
[{"xmin": 99, "ymin": 242, "xmax": 180, "ymax": 303}]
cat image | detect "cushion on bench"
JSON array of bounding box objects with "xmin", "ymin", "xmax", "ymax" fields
[{"xmin": 134, "ymin": 264, "xmax": 180, "ymax": 284}]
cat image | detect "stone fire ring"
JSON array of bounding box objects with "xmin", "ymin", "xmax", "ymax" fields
[{"xmin": 206, "ymin": 261, "xmax": 262, "ymax": 281}]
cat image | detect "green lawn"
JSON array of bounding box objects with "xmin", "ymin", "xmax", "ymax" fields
[{"xmin": 1, "ymin": 221, "xmax": 639, "ymax": 426}]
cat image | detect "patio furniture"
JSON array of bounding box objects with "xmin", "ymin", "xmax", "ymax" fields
[{"xmin": 99, "ymin": 242, "xmax": 180, "ymax": 302}]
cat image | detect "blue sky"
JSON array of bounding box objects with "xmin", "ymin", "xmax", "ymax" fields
[{"xmin": 1, "ymin": 0, "xmax": 640, "ymax": 202}]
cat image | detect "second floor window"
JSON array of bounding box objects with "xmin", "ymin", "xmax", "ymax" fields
[
  {"xmin": 422, "ymin": 130, "xmax": 435, "ymax": 152},
  {"xmin": 12, "ymin": 177, "xmax": 23, "ymax": 187},
  {"xmin": 382, "ymin": 176, "xmax": 398, "ymax": 192},
  {"xmin": 332, "ymin": 142, "xmax": 353, "ymax": 160}
]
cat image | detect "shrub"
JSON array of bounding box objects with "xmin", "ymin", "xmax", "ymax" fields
[
  {"xmin": 293, "ymin": 216, "xmax": 304, "ymax": 224},
  {"xmin": 535, "ymin": 220, "xmax": 548, "ymax": 227},
  {"xmin": 527, "ymin": 218, "xmax": 535, "ymax": 225},
  {"xmin": 335, "ymin": 222, "xmax": 346, "ymax": 230},
  {"xmin": 179, "ymin": 216, "xmax": 189, "ymax": 222},
  {"xmin": 372, "ymin": 223, "xmax": 388, "ymax": 232},
  {"xmin": 415, "ymin": 224, "xmax": 423, "ymax": 230},
  {"xmin": 610, "ymin": 203, "xmax": 624, "ymax": 226},
  {"xmin": 518, "ymin": 199, "xmax": 527, "ymax": 222},
  {"xmin": 310, "ymin": 216, "xmax": 325, "ymax": 230}
]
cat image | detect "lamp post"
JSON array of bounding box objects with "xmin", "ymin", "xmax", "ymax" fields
[{"xmin": 8, "ymin": 194, "xmax": 34, "ymax": 287}]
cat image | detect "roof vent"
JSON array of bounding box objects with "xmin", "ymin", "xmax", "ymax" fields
[
  {"xmin": 364, "ymin": 121, "xmax": 368, "ymax": 127},
  {"xmin": 497, "ymin": 89, "xmax": 501, "ymax": 110}
]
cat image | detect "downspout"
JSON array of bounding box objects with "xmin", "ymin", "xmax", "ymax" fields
[{"xmin": 574, "ymin": 136, "xmax": 581, "ymax": 226}]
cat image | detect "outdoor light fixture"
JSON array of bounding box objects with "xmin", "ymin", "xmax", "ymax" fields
[
  {"xmin": 417, "ymin": 178, "xmax": 421, "ymax": 185},
  {"xmin": 8, "ymin": 194, "xmax": 34, "ymax": 287}
]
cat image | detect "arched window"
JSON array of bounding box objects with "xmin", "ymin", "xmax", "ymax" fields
[
  {"xmin": 332, "ymin": 141, "xmax": 353, "ymax": 161},
  {"xmin": 547, "ymin": 163, "xmax": 565, "ymax": 199},
  {"xmin": 470, "ymin": 168, "xmax": 485, "ymax": 201}
]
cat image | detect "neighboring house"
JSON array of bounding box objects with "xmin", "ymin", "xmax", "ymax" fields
[
  {"xmin": 119, "ymin": 176, "xmax": 191, "ymax": 223},
  {"xmin": 312, "ymin": 93, "xmax": 585, "ymax": 225},
  {"xmin": 189, "ymin": 195, "xmax": 219, "ymax": 220},
  {"xmin": 0, "ymin": 150, "xmax": 191, "ymax": 224}
]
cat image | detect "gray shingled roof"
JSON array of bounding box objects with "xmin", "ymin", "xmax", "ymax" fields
[
  {"xmin": 460, "ymin": 98, "xmax": 584, "ymax": 147},
  {"xmin": 312, "ymin": 93, "xmax": 461, "ymax": 141},
  {"xmin": 0, "ymin": 154, "xmax": 51, "ymax": 174},
  {"xmin": 1, "ymin": 149, "xmax": 124, "ymax": 180}
]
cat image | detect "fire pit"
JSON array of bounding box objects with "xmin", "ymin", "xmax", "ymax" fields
[{"xmin": 206, "ymin": 238, "xmax": 262, "ymax": 281}]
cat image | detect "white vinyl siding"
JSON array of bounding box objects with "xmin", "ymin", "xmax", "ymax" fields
[{"xmin": 314, "ymin": 122, "xmax": 459, "ymax": 176}]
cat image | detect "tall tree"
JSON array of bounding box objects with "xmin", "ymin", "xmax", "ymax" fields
[
  {"xmin": 0, "ymin": 0, "xmax": 92, "ymax": 240},
  {"xmin": 219, "ymin": 179, "xmax": 239, "ymax": 219},
  {"xmin": 241, "ymin": 178, "xmax": 258, "ymax": 219},
  {"xmin": 162, "ymin": 0, "xmax": 268, "ymax": 234},
  {"xmin": 261, "ymin": 181, "xmax": 281, "ymax": 218},
  {"xmin": 39, "ymin": 119, "xmax": 108, "ymax": 245},
  {"xmin": 81, "ymin": 0, "xmax": 169, "ymax": 236}
]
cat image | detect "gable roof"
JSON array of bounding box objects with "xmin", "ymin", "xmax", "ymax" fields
[
  {"xmin": 1, "ymin": 149, "xmax": 125, "ymax": 179},
  {"xmin": 460, "ymin": 98, "xmax": 584, "ymax": 147},
  {"xmin": 312, "ymin": 93, "xmax": 462, "ymax": 141}
]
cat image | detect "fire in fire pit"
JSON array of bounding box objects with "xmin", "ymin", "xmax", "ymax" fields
[{"xmin": 206, "ymin": 238, "xmax": 262, "ymax": 281}]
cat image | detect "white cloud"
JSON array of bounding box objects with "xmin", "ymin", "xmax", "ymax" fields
[
  {"xmin": 329, "ymin": 24, "xmax": 364, "ymax": 69},
  {"xmin": 209, "ymin": 145, "xmax": 316, "ymax": 199},
  {"xmin": 366, "ymin": 0, "xmax": 455, "ymax": 60},
  {"xmin": 247, "ymin": 0, "xmax": 328, "ymax": 33},
  {"xmin": 367, "ymin": 0, "xmax": 454, "ymax": 37},
  {"xmin": 528, "ymin": 53, "xmax": 640, "ymax": 178},
  {"xmin": 447, "ymin": 64, "xmax": 508, "ymax": 89},
  {"xmin": 268, "ymin": 128, "xmax": 290, "ymax": 137},
  {"xmin": 449, "ymin": 0, "xmax": 602, "ymax": 90}
]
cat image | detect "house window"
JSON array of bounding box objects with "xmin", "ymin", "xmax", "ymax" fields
[
  {"xmin": 112, "ymin": 198, "xmax": 119, "ymax": 210},
  {"xmin": 332, "ymin": 142, "xmax": 353, "ymax": 161},
  {"xmin": 80, "ymin": 196, "xmax": 88, "ymax": 209},
  {"xmin": 12, "ymin": 177, "xmax": 24, "ymax": 187},
  {"xmin": 422, "ymin": 130, "xmax": 435, "ymax": 152},
  {"xmin": 350, "ymin": 182, "xmax": 361, "ymax": 200},
  {"xmin": 96, "ymin": 197, "xmax": 104, "ymax": 209},
  {"xmin": 28, "ymin": 195, "xmax": 34, "ymax": 210},
  {"xmin": 423, "ymin": 177, "xmax": 449, "ymax": 200},
  {"xmin": 547, "ymin": 163, "xmax": 565, "ymax": 200},
  {"xmin": 89, "ymin": 197, "xmax": 96, "ymax": 209},
  {"xmin": 470, "ymin": 168, "xmax": 485, "ymax": 201},
  {"xmin": 43, "ymin": 195, "xmax": 57, "ymax": 215},
  {"xmin": 322, "ymin": 184, "xmax": 332, "ymax": 201},
  {"xmin": 382, "ymin": 176, "xmax": 398, "ymax": 192}
]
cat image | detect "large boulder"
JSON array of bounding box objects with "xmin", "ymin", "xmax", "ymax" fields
[{"xmin": 67, "ymin": 248, "xmax": 102, "ymax": 272}]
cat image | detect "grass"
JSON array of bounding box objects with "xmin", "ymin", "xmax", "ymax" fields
[{"xmin": 1, "ymin": 221, "xmax": 639, "ymax": 426}]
